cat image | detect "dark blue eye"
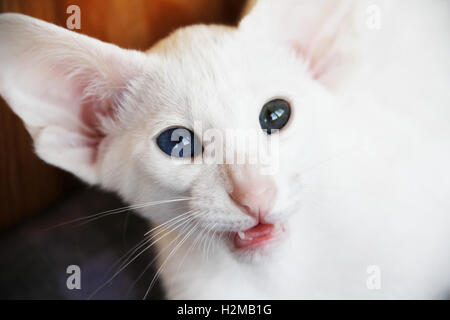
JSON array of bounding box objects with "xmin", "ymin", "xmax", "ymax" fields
[
  {"xmin": 156, "ymin": 127, "xmax": 202, "ymax": 158},
  {"xmin": 259, "ymin": 99, "xmax": 291, "ymax": 134}
]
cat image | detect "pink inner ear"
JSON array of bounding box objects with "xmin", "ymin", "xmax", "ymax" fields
[
  {"xmin": 311, "ymin": 51, "xmax": 341, "ymax": 81},
  {"xmin": 79, "ymin": 102, "xmax": 104, "ymax": 163},
  {"xmin": 79, "ymin": 100, "xmax": 110, "ymax": 137},
  {"xmin": 79, "ymin": 96, "xmax": 122, "ymax": 164},
  {"xmin": 262, "ymin": 0, "xmax": 357, "ymax": 89},
  {"xmin": 66, "ymin": 65, "xmax": 125, "ymax": 164},
  {"xmin": 288, "ymin": 39, "xmax": 306, "ymax": 58},
  {"xmin": 288, "ymin": 39, "xmax": 325, "ymax": 80},
  {"xmin": 288, "ymin": 32, "xmax": 346, "ymax": 87}
]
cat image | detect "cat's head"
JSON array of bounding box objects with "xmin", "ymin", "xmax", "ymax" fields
[{"xmin": 0, "ymin": 1, "xmax": 361, "ymax": 261}]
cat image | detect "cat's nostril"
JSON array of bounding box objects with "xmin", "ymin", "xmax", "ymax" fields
[{"xmin": 229, "ymin": 184, "xmax": 276, "ymax": 221}]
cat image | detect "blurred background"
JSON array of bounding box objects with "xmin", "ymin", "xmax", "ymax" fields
[{"xmin": 0, "ymin": 0, "xmax": 245, "ymax": 299}]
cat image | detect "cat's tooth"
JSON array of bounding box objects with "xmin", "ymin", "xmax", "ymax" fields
[{"xmin": 237, "ymin": 231, "xmax": 246, "ymax": 240}]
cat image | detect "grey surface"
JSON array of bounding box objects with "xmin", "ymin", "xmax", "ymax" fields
[{"xmin": 0, "ymin": 188, "xmax": 164, "ymax": 300}]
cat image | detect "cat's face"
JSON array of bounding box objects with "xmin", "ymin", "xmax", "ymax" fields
[
  {"xmin": 96, "ymin": 17, "xmax": 352, "ymax": 261},
  {"xmin": 99, "ymin": 25, "xmax": 320, "ymax": 258},
  {"xmin": 0, "ymin": 1, "xmax": 360, "ymax": 261}
]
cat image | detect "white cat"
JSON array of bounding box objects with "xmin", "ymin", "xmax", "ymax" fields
[{"xmin": 0, "ymin": 0, "xmax": 449, "ymax": 299}]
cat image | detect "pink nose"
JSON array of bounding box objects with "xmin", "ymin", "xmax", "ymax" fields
[{"xmin": 227, "ymin": 164, "xmax": 276, "ymax": 221}]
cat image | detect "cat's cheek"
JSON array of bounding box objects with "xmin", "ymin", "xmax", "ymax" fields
[{"xmin": 136, "ymin": 149, "xmax": 203, "ymax": 193}]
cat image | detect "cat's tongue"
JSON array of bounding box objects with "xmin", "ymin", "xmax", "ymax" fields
[{"xmin": 234, "ymin": 224, "xmax": 275, "ymax": 249}]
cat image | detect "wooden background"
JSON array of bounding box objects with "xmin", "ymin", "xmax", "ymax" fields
[{"xmin": 0, "ymin": 0, "xmax": 245, "ymax": 231}]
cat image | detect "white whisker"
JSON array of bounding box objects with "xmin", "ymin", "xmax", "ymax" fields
[
  {"xmin": 106, "ymin": 209, "xmax": 198, "ymax": 279},
  {"xmin": 45, "ymin": 197, "xmax": 195, "ymax": 230},
  {"xmin": 87, "ymin": 210, "xmax": 204, "ymax": 299},
  {"xmin": 143, "ymin": 218, "xmax": 201, "ymax": 299}
]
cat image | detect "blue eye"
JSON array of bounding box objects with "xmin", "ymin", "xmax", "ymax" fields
[{"xmin": 156, "ymin": 127, "xmax": 202, "ymax": 158}]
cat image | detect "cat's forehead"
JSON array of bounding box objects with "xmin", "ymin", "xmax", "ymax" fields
[
  {"xmin": 151, "ymin": 26, "xmax": 263, "ymax": 103},
  {"xmin": 134, "ymin": 24, "xmax": 305, "ymax": 132}
]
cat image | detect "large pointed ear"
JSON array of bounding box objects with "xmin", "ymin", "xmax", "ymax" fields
[
  {"xmin": 239, "ymin": 0, "xmax": 364, "ymax": 89},
  {"xmin": 0, "ymin": 13, "xmax": 146, "ymax": 184}
]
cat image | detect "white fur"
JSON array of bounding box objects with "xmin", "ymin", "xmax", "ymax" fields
[{"xmin": 0, "ymin": 0, "xmax": 449, "ymax": 299}]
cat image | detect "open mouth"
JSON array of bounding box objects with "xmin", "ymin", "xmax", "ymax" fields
[{"xmin": 233, "ymin": 222, "xmax": 284, "ymax": 250}]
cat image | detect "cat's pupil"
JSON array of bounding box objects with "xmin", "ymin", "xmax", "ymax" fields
[
  {"xmin": 259, "ymin": 99, "xmax": 291, "ymax": 134},
  {"xmin": 156, "ymin": 127, "xmax": 201, "ymax": 158}
]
